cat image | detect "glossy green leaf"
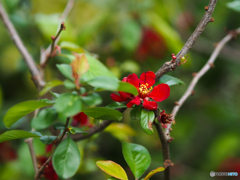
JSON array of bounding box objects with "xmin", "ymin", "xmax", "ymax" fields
[
  {"xmin": 144, "ymin": 167, "xmax": 165, "ymax": 180},
  {"xmin": 88, "ymin": 76, "xmax": 138, "ymax": 95},
  {"xmin": 31, "ymin": 108, "xmax": 57, "ymax": 130},
  {"xmin": 83, "ymin": 107, "xmax": 123, "ymax": 121},
  {"xmin": 120, "ymin": 19, "xmax": 141, "ymax": 51},
  {"xmin": 122, "ymin": 142, "xmax": 151, "ymax": 179},
  {"xmin": 3, "ymin": 100, "xmax": 53, "ymax": 128},
  {"xmin": 68, "ymin": 127, "xmax": 88, "ymax": 135},
  {"xmin": 227, "ymin": 1, "xmax": 240, "ymax": 12},
  {"xmin": 40, "ymin": 135, "xmax": 57, "ymax": 145},
  {"xmin": 96, "ymin": 160, "xmax": 128, "ymax": 180},
  {"xmin": 130, "ymin": 106, "xmax": 142, "ymax": 120},
  {"xmin": 54, "ymin": 93, "xmax": 82, "ymax": 117},
  {"xmin": 0, "ymin": 130, "xmax": 41, "ymax": 143},
  {"xmin": 63, "ymin": 79, "xmax": 76, "ymax": 89},
  {"xmin": 53, "ymin": 136, "xmax": 81, "ymax": 179},
  {"xmin": 56, "ymin": 64, "xmax": 74, "ymax": 81},
  {"xmin": 156, "ymin": 75, "xmax": 184, "ymax": 86},
  {"xmin": 39, "ymin": 79, "xmax": 63, "ymax": 96},
  {"xmin": 105, "ymin": 123, "xmax": 136, "ymax": 142},
  {"xmin": 106, "ymin": 102, "xmax": 127, "ymax": 109},
  {"xmin": 81, "ymin": 93, "xmax": 102, "ymax": 106},
  {"xmin": 140, "ymin": 109, "xmax": 155, "ymax": 135},
  {"xmin": 53, "ymin": 122, "xmax": 66, "ymax": 130},
  {"xmin": 81, "ymin": 54, "xmax": 117, "ymax": 82}
]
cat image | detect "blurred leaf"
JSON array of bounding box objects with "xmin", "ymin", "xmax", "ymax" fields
[
  {"xmin": 60, "ymin": 41, "xmax": 85, "ymax": 53},
  {"xmin": 71, "ymin": 53, "xmax": 89, "ymax": 77},
  {"xmin": 122, "ymin": 142, "xmax": 151, "ymax": 179},
  {"xmin": 120, "ymin": 60, "xmax": 140, "ymax": 74},
  {"xmin": 105, "ymin": 123, "xmax": 136, "ymax": 142},
  {"xmin": 63, "ymin": 79, "xmax": 76, "ymax": 89},
  {"xmin": 120, "ymin": 19, "xmax": 141, "ymax": 51},
  {"xmin": 81, "ymin": 93, "xmax": 102, "ymax": 106},
  {"xmin": 108, "ymin": 177, "xmax": 119, "ymax": 180},
  {"xmin": 81, "ymin": 54, "xmax": 117, "ymax": 82},
  {"xmin": 156, "ymin": 75, "xmax": 184, "ymax": 86},
  {"xmin": 226, "ymin": 0, "xmax": 240, "ymax": 12},
  {"xmin": 68, "ymin": 127, "xmax": 88, "ymax": 135},
  {"xmin": 144, "ymin": 167, "xmax": 165, "ymax": 180},
  {"xmin": 130, "ymin": 106, "xmax": 142, "ymax": 120},
  {"xmin": 39, "ymin": 79, "xmax": 63, "ymax": 96},
  {"xmin": 53, "ymin": 136, "xmax": 81, "ymax": 179},
  {"xmin": 54, "ymin": 93, "xmax": 82, "ymax": 117},
  {"xmin": 53, "ymin": 122, "xmax": 65, "ymax": 130},
  {"xmin": 147, "ymin": 12, "xmax": 183, "ymax": 52},
  {"xmin": 50, "ymin": 91, "xmax": 60, "ymax": 98},
  {"xmin": 31, "ymin": 108, "xmax": 58, "ymax": 130},
  {"xmin": 56, "ymin": 64, "xmax": 74, "ymax": 81},
  {"xmin": 96, "ymin": 160, "xmax": 128, "ymax": 180},
  {"xmin": 0, "ymin": 130, "xmax": 41, "ymax": 143},
  {"xmin": 83, "ymin": 107, "xmax": 123, "ymax": 121},
  {"xmin": 106, "ymin": 102, "xmax": 127, "ymax": 109},
  {"xmin": 88, "ymin": 76, "xmax": 138, "ymax": 95},
  {"xmin": 0, "ymin": 86, "xmax": 2, "ymax": 110},
  {"xmin": 3, "ymin": 100, "xmax": 53, "ymax": 128},
  {"xmin": 40, "ymin": 135, "xmax": 57, "ymax": 145},
  {"xmin": 140, "ymin": 109, "xmax": 155, "ymax": 135}
]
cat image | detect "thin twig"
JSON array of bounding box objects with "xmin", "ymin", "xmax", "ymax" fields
[
  {"xmin": 0, "ymin": 1, "xmax": 45, "ymax": 89},
  {"xmin": 155, "ymin": 0, "xmax": 217, "ymax": 81},
  {"xmin": 164, "ymin": 27, "xmax": 240, "ymax": 140},
  {"xmin": 40, "ymin": 0, "xmax": 75, "ymax": 65},
  {"xmin": 25, "ymin": 138, "xmax": 38, "ymax": 174},
  {"xmin": 35, "ymin": 117, "xmax": 70, "ymax": 180}
]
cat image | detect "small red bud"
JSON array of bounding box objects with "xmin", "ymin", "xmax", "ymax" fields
[
  {"xmin": 51, "ymin": 36, "xmax": 55, "ymax": 40},
  {"xmin": 171, "ymin": 53, "xmax": 176, "ymax": 60}
]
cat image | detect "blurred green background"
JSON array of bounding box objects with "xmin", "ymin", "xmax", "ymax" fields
[{"xmin": 0, "ymin": 0, "xmax": 240, "ymax": 179}]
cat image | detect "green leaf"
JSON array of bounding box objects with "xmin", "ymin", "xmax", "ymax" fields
[
  {"xmin": 53, "ymin": 122, "xmax": 66, "ymax": 130},
  {"xmin": 106, "ymin": 102, "xmax": 127, "ymax": 109},
  {"xmin": 68, "ymin": 127, "xmax": 88, "ymax": 135},
  {"xmin": 83, "ymin": 107, "xmax": 123, "ymax": 121},
  {"xmin": 88, "ymin": 76, "xmax": 138, "ymax": 96},
  {"xmin": 3, "ymin": 100, "xmax": 53, "ymax": 128},
  {"xmin": 53, "ymin": 136, "xmax": 81, "ymax": 179},
  {"xmin": 56, "ymin": 64, "xmax": 74, "ymax": 81},
  {"xmin": 130, "ymin": 106, "xmax": 142, "ymax": 120},
  {"xmin": 31, "ymin": 108, "xmax": 57, "ymax": 130},
  {"xmin": 0, "ymin": 130, "xmax": 41, "ymax": 143},
  {"xmin": 54, "ymin": 93, "xmax": 82, "ymax": 117},
  {"xmin": 60, "ymin": 41, "xmax": 84, "ymax": 53},
  {"xmin": 140, "ymin": 109, "xmax": 155, "ymax": 135},
  {"xmin": 50, "ymin": 91, "xmax": 60, "ymax": 98},
  {"xmin": 81, "ymin": 93, "xmax": 102, "ymax": 106},
  {"xmin": 108, "ymin": 177, "xmax": 119, "ymax": 180},
  {"xmin": 120, "ymin": 19, "xmax": 141, "ymax": 51},
  {"xmin": 156, "ymin": 75, "xmax": 184, "ymax": 86},
  {"xmin": 40, "ymin": 135, "xmax": 57, "ymax": 145},
  {"xmin": 122, "ymin": 142, "xmax": 151, "ymax": 179},
  {"xmin": 96, "ymin": 160, "xmax": 128, "ymax": 180},
  {"xmin": 144, "ymin": 167, "xmax": 165, "ymax": 180},
  {"xmin": 63, "ymin": 79, "xmax": 76, "ymax": 89},
  {"xmin": 227, "ymin": 1, "xmax": 240, "ymax": 12},
  {"xmin": 39, "ymin": 79, "xmax": 63, "ymax": 96},
  {"xmin": 81, "ymin": 54, "xmax": 117, "ymax": 82}
]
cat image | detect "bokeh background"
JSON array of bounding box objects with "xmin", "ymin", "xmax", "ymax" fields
[{"xmin": 0, "ymin": 0, "xmax": 240, "ymax": 179}]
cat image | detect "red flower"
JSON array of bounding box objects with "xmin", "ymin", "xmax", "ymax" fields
[
  {"xmin": 111, "ymin": 71, "xmax": 170, "ymax": 110},
  {"xmin": 71, "ymin": 112, "xmax": 93, "ymax": 128}
]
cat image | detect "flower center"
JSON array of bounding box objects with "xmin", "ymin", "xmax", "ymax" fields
[{"xmin": 139, "ymin": 83, "xmax": 152, "ymax": 97}]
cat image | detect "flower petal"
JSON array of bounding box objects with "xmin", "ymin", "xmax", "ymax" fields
[
  {"xmin": 111, "ymin": 93, "xmax": 126, "ymax": 102},
  {"xmin": 119, "ymin": 91, "xmax": 132, "ymax": 100},
  {"xmin": 140, "ymin": 71, "xmax": 155, "ymax": 87},
  {"xmin": 127, "ymin": 73, "xmax": 139, "ymax": 89},
  {"xmin": 127, "ymin": 96, "xmax": 141, "ymax": 108},
  {"xmin": 148, "ymin": 83, "xmax": 170, "ymax": 102},
  {"xmin": 143, "ymin": 99, "xmax": 158, "ymax": 110},
  {"xmin": 122, "ymin": 77, "xmax": 127, "ymax": 82}
]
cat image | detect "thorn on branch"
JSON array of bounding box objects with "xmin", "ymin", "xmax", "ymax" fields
[
  {"xmin": 192, "ymin": 72, "xmax": 197, "ymax": 77},
  {"xmin": 164, "ymin": 159, "xmax": 174, "ymax": 168},
  {"xmin": 168, "ymin": 137, "xmax": 174, "ymax": 143},
  {"xmin": 213, "ymin": 42, "xmax": 218, "ymax": 47},
  {"xmin": 210, "ymin": 17, "xmax": 214, "ymax": 22},
  {"xmin": 191, "ymin": 90, "xmax": 195, "ymax": 96},
  {"xmin": 228, "ymin": 30, "xmax": 238, "ymax": 39},
  {"xmin": 204, "ymin": 6, "xmax": 209, "ymax": 11},
  {"xmin": 174, "ymin": 101, "xmax": 180, "ymax": 106},
  {"xmin": 209, "ymin": 62, "xmax": 215, "ymax": 68}
]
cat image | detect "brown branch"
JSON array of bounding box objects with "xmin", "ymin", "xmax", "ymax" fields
[
  {"xmin": 40, "ymin": 0, "xmax": 75, "ymax": 65},
  {"xmin": 35, "ymin": 117, "xmax": 70, "ymax": 180},
  {"xmin": 0, "ymin": 1, "xmax": 45, "ymax": 89},
  {"xmin": 25, "ymin": 138, "xmax": 38, "ymax": 174},
  {"xmin": 164, "ymin": 27, "xmax": 240, "ymax": 140},
  {"xmin": 155, "ymin": 0, "xmax": 217, "ymax": 81}
]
